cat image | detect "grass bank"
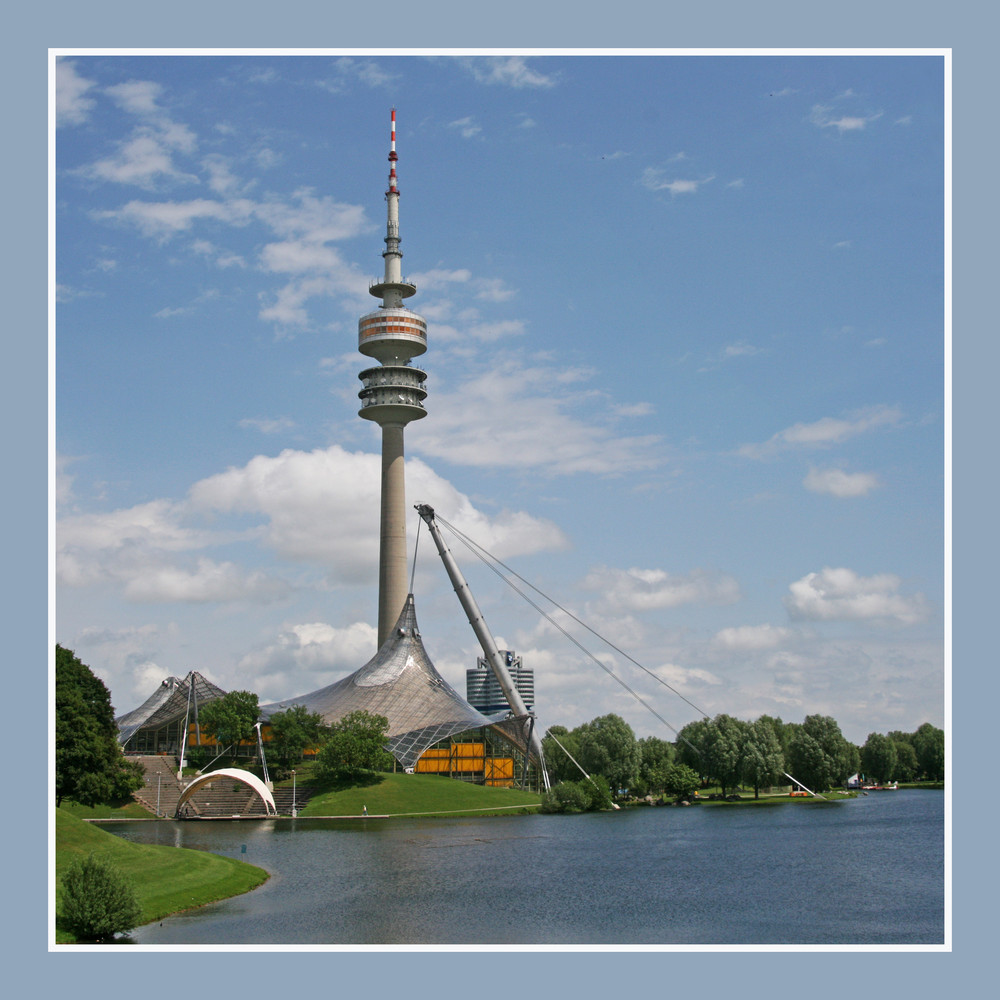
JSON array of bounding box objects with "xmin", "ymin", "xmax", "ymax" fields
[
  {"xmin": 58, "ymin": 797, "xmax": 154, "ymax": 820},
  {"xmin": 55, "ymin": 808, "xmax": 268, "ymax": 943},
  {"xmin": 295, "ymin": 770, "xmax": 543, "ymax": 818}
]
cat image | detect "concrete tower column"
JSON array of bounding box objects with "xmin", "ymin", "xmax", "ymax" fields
[
  {"xmin": 378, "ymin": 422, "xmax": 408, "ymax": 644},
  {"xmin": 358, "ymin": 109, "xmax": 428, "ymax": 648}
]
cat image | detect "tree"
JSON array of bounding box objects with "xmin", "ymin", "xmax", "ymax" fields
[
  {"xmin": 742, "ymin": 718, "xmax": 785, "ymax": 799},
  {"xmin": 786, "ymin": 715, "xmax": 855, "ymax": 792},
  {"xmin": 198, "ymin": 690, "xmax": 260, "ymax": 753},
  {"xmin": 637, "ymin": 736, "xmax": 675, "ymax": 795},
  {"xmin": 541, "ymin": 726, "xmax": 584, "ymax": 785},
  {"xmin": 316, "ymin": 710, "xmax": 393, "ymax": 779},
  {"xmin": 675, "ymin": 718, "xmax": 711, "ymax": 775},
  {"xmin": 267, "ymin": 704, "xmax": 326, "ymax": 770},
  {"xmin": 55, "ymin": 645, "xmax": 144, "ymax": 807},
  {"xmin": 912, "ymin": 722, "xmax": 945, "ymax": 781},
  {"xmin": 703, "ymin": 714, "xmax": 748, "ymax": 796},
  {"xmin": 541, "ymin": 780, "xmax": 592, "ymax": 814},
  {"xmin": 860, "ymin": 732, "xmax": 898, "ymax": 785},
  {"xmin": 662, "ymin": 762, "xmax": 701, "ymax": 801},
  {"xmin": 892, "ymin": 739, "xmax": 919, "ymax": 782},
  {"xmin": 61, "ymin": 853, "xmax": 142, "ymax": 942},
  {"xmin": 575, "ymin": 714, "xmax": 640, "ymax": 796}
]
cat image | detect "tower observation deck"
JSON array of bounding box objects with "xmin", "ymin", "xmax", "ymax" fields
[{"xmin": 359, "ymin": 109, "xmax": 428, "ymax": 646}]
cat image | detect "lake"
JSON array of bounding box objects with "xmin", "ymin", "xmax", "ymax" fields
[{"xmin": 108, "ymin": 789, "xmax": 944, "ymax": 946}]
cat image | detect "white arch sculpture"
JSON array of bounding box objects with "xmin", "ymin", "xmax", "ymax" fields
[{"xmin": 176, "ymin": 767, "xmax": 277, "ymax": 817}]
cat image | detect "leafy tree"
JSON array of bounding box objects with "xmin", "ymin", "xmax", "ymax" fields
[
  {"xmin": 541, "ymin": 726, "xmax": 584, "ymax": 785},
  {"xmin": 786, "ymin": 732, "xmax": 830, "ymax": 793},
  {"xmin": 703, "ymin": 714, "xmax": 748, "ymax": 796},
  {"xmin": 860, "ymin": 732, "xmax": 898, "ymax": 785},
  {"xmin": 786, "ymin": 715, "xmax": 855, "ymax": 792},
  {"xmin": 55, "ymin": 645, "xmax": 144, "ymax": 807},
  {"xmin": 742, "ymin": 718, "xmax": 785, "ymax": 799},
  {"xmin": 675, "ymin": 718, "xmax": 712, "ymax": 775},
  {"xmin": 757, "ymin": 715, "xmax": 791, "ymax": 756},
  {"xmin": 541, "ymin": 780, "xmax": 592, "ymax": 814},
  {"xmin": 267, "ymin": 704, "xmax": 326, "ymax": 770},
  {"xmin": 575, "ymin": 714, "xmax": 640, "ymax": 796},
  {"xmin": 316, "ymin": 710, "xmax": 393, "ymax": 779},
  {"xmin": 61, "ymin": 853, "xmax": 142, "ymax": 942},
  {"xmin": 912, "ymin": 722, "xmax": 945, "ymax": 781},
  {"xmin": 198, "ymin": 690, "xmax": 260, "ymax": 752},
  {"xmin": 662, "ymin": 762, "xmax": 701, "ymax": 801},
  {"xmin": 892, "ymin": 739, "xmax": 919, "ymax": 782},
  {"xmin": 581, "ymin": 774, "xmax": 614, "ymax": 810},
  {"xmin": 637, "ymin": 736, "xmax": 675, "ymax": 794}
]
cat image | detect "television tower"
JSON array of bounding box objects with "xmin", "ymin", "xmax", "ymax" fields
[{"xmin": 358, "ymin": 109, "xmax": 428, "ymax": 648}]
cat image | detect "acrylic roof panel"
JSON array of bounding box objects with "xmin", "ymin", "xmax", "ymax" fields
[
  {"xmin": 116, "ymin": 671, "xmax": 227, "ymax": 745},
  {"xmin": 260, "ymin": 595, "xmax": 499, "ymax": 767}
]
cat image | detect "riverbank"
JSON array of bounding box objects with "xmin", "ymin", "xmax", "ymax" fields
[{"xmin": 54, "ymin": 808, "xmax": 268, "ymax": 944}]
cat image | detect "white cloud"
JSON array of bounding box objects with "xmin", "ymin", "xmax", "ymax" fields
[
  {"xmin": 56, "ymin": 497, "xmax": 287, "ymax": 604},
  {"xmin": 461, "ymin": 57, "xmax": 556, "ymax": 89},
  {"xmin": 810, "ymin": 105, "xmax": 883, "ymax": 132},
  {"xmin": 473, "ymin": 277, "xmax": 516, "ymax": 302},
  {"xmin": 254, "ymin": 191, "xmax": 368, "ymax": 243},
  {"xmin": 241, "ymin": 620, "xmax": 380, "ymax": 700},
  {"xmin": 804, "ymin": 467, "xmax": 881, "ymax": 498},
  {"xmin": 189, "ymin": 444, "xmax": 566, "ymax": 573},
  {"xmin": 95, "ymin": 197, "xmax": 256, "ymax": 238},
  {"xmin": 56, "ymin": 59, "xmax": 96, "ymax": 126},
  {"xmin": 449, "ymin": 116, "xmax": 482, "ymax": 139},
  {"xmin": 57, "ymin": 444, "xmax": 565, "ymax": 609},
  {"xmin": 82, "ymin": 129, "xmax": 199, "ymax": 189},
  {"xmin": 124, "ymin": 558, "xmax": 289, "ymax": 604},
  {"xmin": 415, "ymin": 360, "xmax": 662, "ymax": 475},
  {"xmin": 641, "ymin": 168, "xmax": 716, "ymax": 196},
  {"xmin": 410, "ymin": 268, "xmax": 471, "ymax": 290},
  {"xmin": 785, "ymin": 567, "xmax": 928, "ymax": 624},
  {"xmin": 239, "ymin": 416, "xmax": 296, "ymax": 435},
  {"xmin": 713, "ymin": 623, "xmax": 791, "ymax": 650},
  {"xmin": 317, "ymin": 58, "xmax": 396, "ymax": 94},
  {"xmin": 105, "ymin": 79, "xmax": 165, "ymax": 116},
  {"xmin": 739, "ymin": 405, "xmax": 902, "ymax": 459},
  {"xmin": 581, "ymin": 565, "xmax": 741, "ymax": 614}
]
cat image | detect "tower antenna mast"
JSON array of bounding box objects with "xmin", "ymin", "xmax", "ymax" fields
[{"xmin": 358, "ymin": 109, "xmax": 429, "ymax": 647}]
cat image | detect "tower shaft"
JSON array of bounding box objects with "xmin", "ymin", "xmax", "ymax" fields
[
  {"xmin": 378, "ymin": 422, "xmax": 409, "ymax": 646},
  {"xmin": 359, "ymin": 109, "xmax": 428, "ymax": 648}
]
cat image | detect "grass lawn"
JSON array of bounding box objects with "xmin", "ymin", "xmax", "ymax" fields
[
  {"xmin": 55, "ymin": 808, "xmax": 268, "ymax": 944},
  {"xmin": 295, "ymin": 770, "xmax": 543, "ymax": 817},
  {"xmin": 58, "ymin": 798, "xmax": 155, "ymax": 820}
]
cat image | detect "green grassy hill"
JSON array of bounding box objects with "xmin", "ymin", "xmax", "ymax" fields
[
  {"xmin": 296, "ymin": 771, "xmax": 543, "ymax": 817},
  {"xmin": 55, "ymin": 808, "xmax": 268, "ymax": 944}
]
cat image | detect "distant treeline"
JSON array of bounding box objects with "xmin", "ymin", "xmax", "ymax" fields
[{"xmin": 542, "ymin": 713, "xmax": 944, "ymax": 803}]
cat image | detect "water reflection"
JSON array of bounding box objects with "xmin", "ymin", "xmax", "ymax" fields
[{"xmin": 109, "ymin": 792, "xmax": 944, "ymax": 946}]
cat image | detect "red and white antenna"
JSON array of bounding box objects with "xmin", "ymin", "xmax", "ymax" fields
[{"xmin": 388, "ymin": 107, "xmax": 398, "ymax": 194}]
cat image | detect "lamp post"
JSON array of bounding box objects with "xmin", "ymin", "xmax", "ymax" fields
[
  {"xmin": 156, "ymin": 773, "xmax": 162, "ymax": 818},
  {"xmin": 291, "ymin": 769, "xmax": 296, "ymax": 818}
]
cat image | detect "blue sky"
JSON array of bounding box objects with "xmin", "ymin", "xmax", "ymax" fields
[{"xmin": 54, "ymin": 52, "xmax": 945, "ymax": 745}]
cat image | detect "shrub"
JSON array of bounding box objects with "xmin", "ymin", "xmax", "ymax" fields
[
  {"xmin": 581, "ymin": 774, "xmax": 613, "ymax": 810},
  {"xmin": 61, "ymin": 853, "xmax": 142, "ymax": 942},
  {"xmin": 541, "ymin": 780, "xmax": 592, "ymax": 813}
]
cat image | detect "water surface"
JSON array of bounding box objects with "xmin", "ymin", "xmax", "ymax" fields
[{"xmin": 111, "ymin": 790, "xmax": 944, "ymax": 945}]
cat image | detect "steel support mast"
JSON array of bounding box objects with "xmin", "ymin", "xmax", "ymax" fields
[{"xmin": 415, "ymin": 503, "xmax": 550, "ymax": 790}]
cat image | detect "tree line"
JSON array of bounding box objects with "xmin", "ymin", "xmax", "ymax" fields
[
  {"xmin": 541, "ymin": 711, "xmax": 944, "ymax": 811},
  {"xmin": 55, "ymin": 645, "xmax": 393, "ymax": 807},
  {"xmin": 56, "ymin": 645, "xmax": 944, "ymax": 815}
]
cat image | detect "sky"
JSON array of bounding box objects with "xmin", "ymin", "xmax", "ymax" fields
[{"xmin": 53, "ymin": 52, "xmax": 946, "ymax": 746}]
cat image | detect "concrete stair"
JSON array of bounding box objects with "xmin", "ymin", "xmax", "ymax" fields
[{"xmin": 132, "ymin": 755, "xmax": 184, "ymax": 817}]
